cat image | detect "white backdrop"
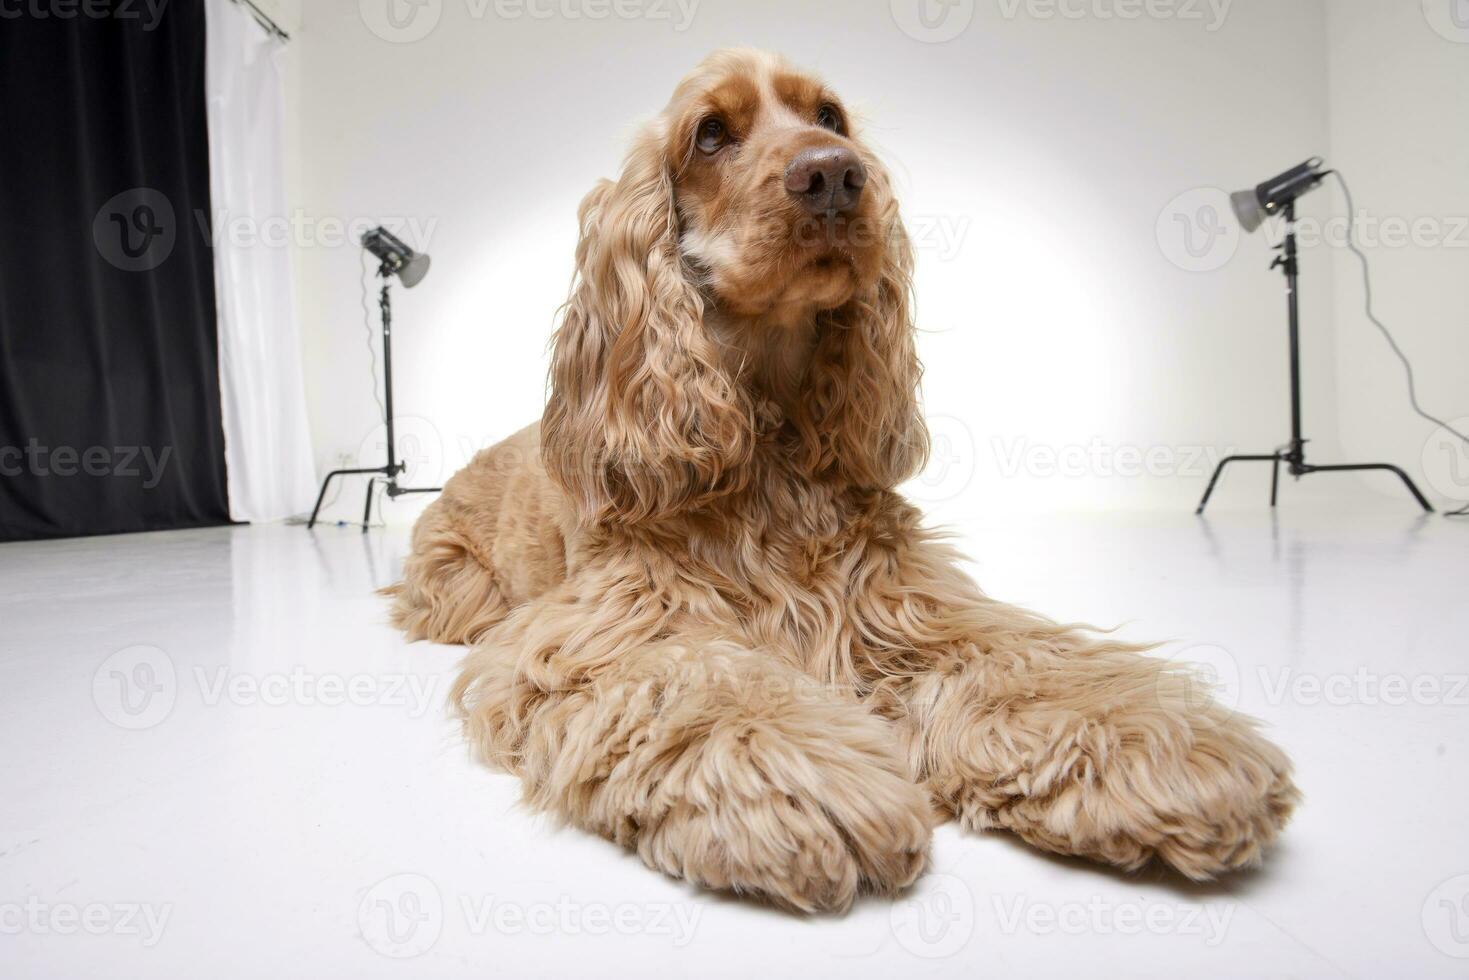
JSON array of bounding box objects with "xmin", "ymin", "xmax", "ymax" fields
[{"xmin": 275, "ymin": 0, "xmax": 1467, "ymax": 525}]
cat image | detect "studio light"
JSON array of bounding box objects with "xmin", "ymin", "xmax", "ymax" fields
[
  {"xmin": 306, "ymin": 225, "xmax": 442, "ymax": 530},
  {"xmin": 1228, "ymin": 157, "xmax": 1328, "ymax": 234},
  {"xmin": 1196, "ymin": 158, "xmax": 1433, "ymax": 514},
  {"xmin": 362, "ymin": 226, "xmax": 431, "ymax": 288}
]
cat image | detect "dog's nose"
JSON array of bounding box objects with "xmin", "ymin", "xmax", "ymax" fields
[{"xmin": 784, "ymin": 146, "xmax": 866, "ymax": 216}]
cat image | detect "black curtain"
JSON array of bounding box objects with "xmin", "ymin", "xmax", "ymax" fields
[{"xmin": 0, "ymin": 1, "xmax": 231, "ymax": 541}]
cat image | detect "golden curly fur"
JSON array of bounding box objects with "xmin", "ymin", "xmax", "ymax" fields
[{"xmin": 387, "ymin": 48, "xmax": 1297, "ymax": 913}]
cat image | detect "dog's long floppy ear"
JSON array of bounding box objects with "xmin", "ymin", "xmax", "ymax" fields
[
  {"xmin": 542, "ymin": 128, "xmax": 753, "ymax": 526},
  {"xmin": 796, "ymin": 160, "xmax": 929, "ymax": 490}
]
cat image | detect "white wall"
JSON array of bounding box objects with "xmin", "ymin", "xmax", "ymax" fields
[
  {"xmin": 1325, "ymin": 0, "xmax": 1469, "ymax": 511},
  {"xmin": 283, "ymin": 0, "xmax": 1348, "ymax": 524}
]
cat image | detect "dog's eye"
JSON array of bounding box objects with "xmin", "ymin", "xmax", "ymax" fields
[
  {"xmin": 816, "ymin": 104, "xmax": 844, "ymax": 134},
  {"xmin": 696, "ymin": 117, "xmax": 728, "ymax": 154}
]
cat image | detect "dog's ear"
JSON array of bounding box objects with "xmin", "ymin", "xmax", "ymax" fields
[
  {"xmin": 795, "ymin": 159, "xmax": 929, "ymax": 490},
  {"xmin": 541, "ymin": 128, "xmax": 753, "ymax": 526}
]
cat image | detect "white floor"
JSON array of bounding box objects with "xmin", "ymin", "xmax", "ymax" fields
[{"xmin": 3, "ymin": 506, "xmax": 1467, "ymax": 979}]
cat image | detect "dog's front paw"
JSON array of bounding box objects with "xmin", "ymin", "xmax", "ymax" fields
[
  {"xmin": 633, "ymin": 711, "xmax": 933, "ymax": 913},
  {"xmin": 1120, "ymin": 708, "xmax": 1299, "ymax": 879},
  {"xmin": 999, "ymin": 702, "xmax": 1299, "ymax": 880},
  {"xmin": 915, "ymin": 650, "xmax": 1297, "ymax": 880}
]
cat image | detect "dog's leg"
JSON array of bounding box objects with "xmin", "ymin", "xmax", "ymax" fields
[
  {"xmin": 862, "ymin": 532, "xmax": 1297, "ymax": 880},
  {"xmin": 452, "ymin": 577, "xmax": 934, "ymax": 913},
  {"xmin": 385, "ymin": 497, "xmax": 512, "ymax": 645},
  {"xmin": 385, "ymin": 426, "xmax": 566, "ymax": 646}
]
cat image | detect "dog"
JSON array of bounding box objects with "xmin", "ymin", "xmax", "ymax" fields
[{"xmin": 386, "ymin": 48, "xmax": 1297, "ymax": 913}]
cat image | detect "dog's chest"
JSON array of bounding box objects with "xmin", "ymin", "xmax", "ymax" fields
[{"xmin": 708, "ymin": 484, "xmax": 909, "ymax": 669}]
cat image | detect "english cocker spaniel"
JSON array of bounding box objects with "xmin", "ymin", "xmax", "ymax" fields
[{"xmin": 387, "ymin": 48, "xmax": 1297, "ymax": 912}]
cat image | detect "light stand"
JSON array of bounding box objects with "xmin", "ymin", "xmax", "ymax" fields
[
  {"xmin": 307, "ymin": 230, "xmax": 441, "ymax": 531},
  {"xmin": 1196, "ymin": 198, "xmax": 1433, "ymax": 514}
]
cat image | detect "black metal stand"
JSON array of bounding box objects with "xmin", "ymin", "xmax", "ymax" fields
[
  {"xmin": 307, "ymin": 261, "xmax": 442, "ymax": 531},
  {"xmin": 1196, "ymin": 202, "xmax": 1433, "ymax": 515}
]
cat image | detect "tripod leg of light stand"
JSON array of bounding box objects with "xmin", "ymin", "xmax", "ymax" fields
[
  {"xmin": 386, "ymin": 485, "xmax": 442, "ymax": 497},
  {"xmin": 1196, "ymin": 454, "xmax": 1281, "ymax": 515},
  {"xmin": 1303, "ymin": 463, "xmax": 1434, "ymax": 513},
  {"xmin": 307, "ymin": 466, "xmax": 389, "ymax": 529},
  {"xmin": 1270, "ymin": 455, "xmax": 1281, "ymax": 507},
  {"xmin": 362, "ymin": 479, "xmax": 379, "ymax": 532}
]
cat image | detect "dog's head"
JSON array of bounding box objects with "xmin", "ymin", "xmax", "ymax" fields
[
  {"xmin": 668, "ymin": 48, "xmax": 896, "ymax": 316},
  {"xmin": 544, "ymin": 49, "xmax": 927, "ymax": 526}
]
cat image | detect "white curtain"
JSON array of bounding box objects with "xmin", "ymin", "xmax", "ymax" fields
[{"xmin": 204, "ymin": 0, "xmax": 316, "ymax": 522}]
